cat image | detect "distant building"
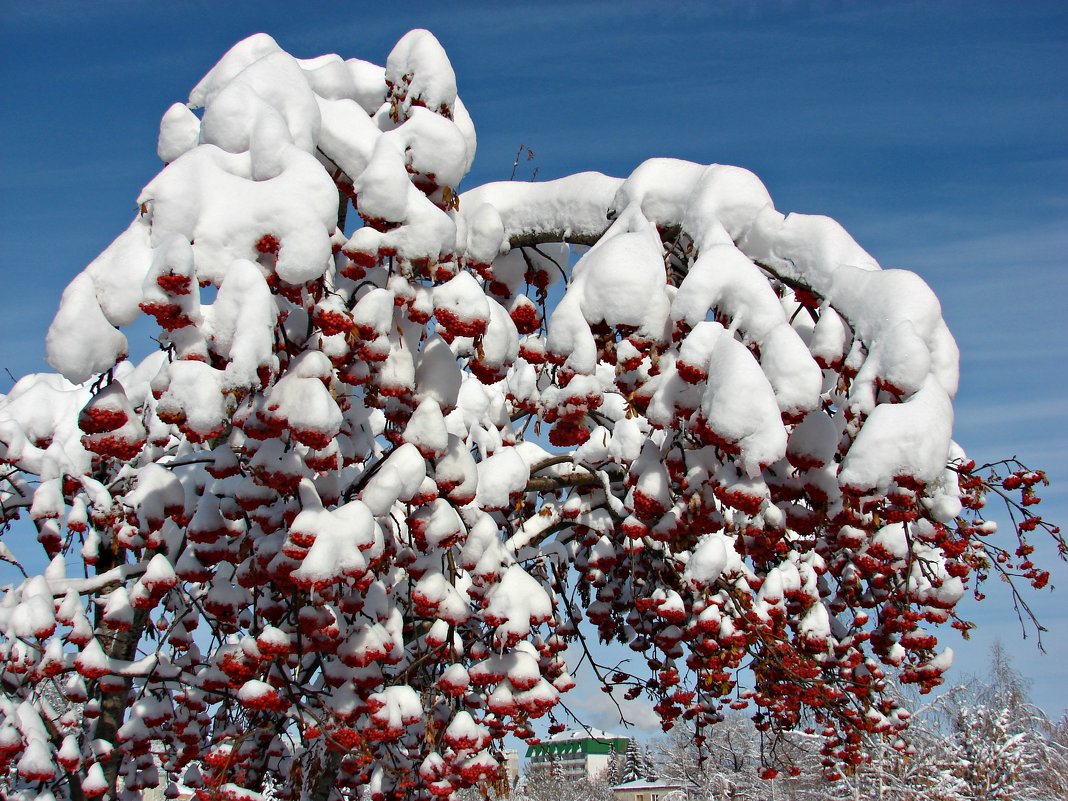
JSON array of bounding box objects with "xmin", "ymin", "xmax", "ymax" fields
[
  {"xmin": 526, "ymin": 728, "xmax": 630, "ymax": 781},
  {"xmin": 610, "ymin": 778, "xmax": 694, "ymax": 801},
  {"xmin": 501, "ymin": 748, "xmax": 520, "ymax": 787}
]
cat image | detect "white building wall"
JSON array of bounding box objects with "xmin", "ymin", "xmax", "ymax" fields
[{"xmin": 587, "ymin": 751, "xmax": 614, "ymax": 780}]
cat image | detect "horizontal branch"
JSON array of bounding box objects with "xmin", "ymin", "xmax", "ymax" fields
[
  {"xmin": 508, "ymin": 231, "xmax": 602, "ymax": 249},
  {"xmin": 507, "ymin": 223, "xmax": 682, "ymax": 251},
  {"xmin": 524, "ymin": 455, "xmax": 622, "ymax": 494},
  {"xmin": 6, "ymin": 561, "xmax": 150, "ymax": 598},
  {"xmin": 524, "ymin": 473, "xmax": 603, "ymax": 493}
]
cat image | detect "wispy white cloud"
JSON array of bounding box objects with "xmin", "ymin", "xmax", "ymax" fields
[
  {"xmin": 558, "ymin": 643, "xmax": 661, "ymax": 735},
  {"xmin": 564, "ymin": 683, "xmax": 661, "ymax": 736}
]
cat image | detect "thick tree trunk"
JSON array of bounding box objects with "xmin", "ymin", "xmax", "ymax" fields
[
  {"xmin": 309, "ymin": 749, "xmax": 343, "ymax": 801},
  {"xmin": 90, "ymin": 545, "xmax": 150, "ymax": 797},
  {"xmin": 97, "ymin": 609, "xmax": 149, "ymax": 796}
]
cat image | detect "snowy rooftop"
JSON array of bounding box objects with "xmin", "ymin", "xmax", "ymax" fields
[
  {"xmin": 527, "ymin": 728, "xmax": 631, "ymax": 757},
  {"xmin": 547, "ymin": 727, "xmax": 624, "ymax": 742}
]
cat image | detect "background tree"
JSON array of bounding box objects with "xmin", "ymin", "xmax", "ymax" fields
[
  {"xmin": 516, "ymin": 766, "xmax": 613, "ymax": 801},
  {"xmin": 640, "ymin": 745, "xmax": 657, "ymax": 781},
  {"xmin": 656, "ymin": 716, "xmax": 765, "ymax": 800},
  {"xmin": 0, "ymin": 27, "xmax": 1061, "ymax": 801},
  {"xmin": 654, "ymin": 727, "xmax": 705, "ymax": 791},
  {"xmin": 1043, "ymin": 711, "xmax": 1068, "ymax": 797},
  {"xmin": 619, "ymin": 738, "xmax": 643, "ymax": 783},
  {"xmin": 654, "ymin": 645, "xmax": 1067, "ymax": 801},
  {"xmin": 938, "ymin": 644, "xmax": 1061, "ymax": 801}
]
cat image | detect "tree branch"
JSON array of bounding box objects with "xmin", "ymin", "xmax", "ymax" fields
[{"xmin": 508, "ymin": 231, "xmax": 603, "ymax": 249}]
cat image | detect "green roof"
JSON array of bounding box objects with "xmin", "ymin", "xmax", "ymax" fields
[{"xmin": 527, "ymin": 736, "xmax": 630, "ymax": 758}]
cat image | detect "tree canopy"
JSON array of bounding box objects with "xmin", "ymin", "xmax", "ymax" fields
[{"xmin": 0, "ymin": 29, "xmax": 1060, "ymax": 801}]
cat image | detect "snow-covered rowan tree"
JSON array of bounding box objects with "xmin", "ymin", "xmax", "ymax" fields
[{"xmin": 0, "ymin": 28, "xmax": 1062, "ymax": 801}]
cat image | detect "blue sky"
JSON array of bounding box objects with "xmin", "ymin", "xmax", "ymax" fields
[{"xmin": 1, "ymin": 1, "xmax": 1066, "ymax": 729}]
